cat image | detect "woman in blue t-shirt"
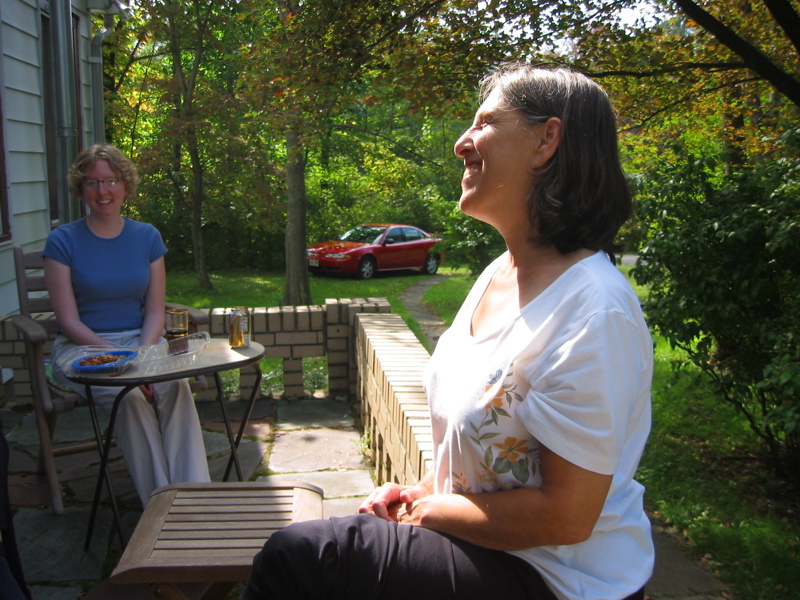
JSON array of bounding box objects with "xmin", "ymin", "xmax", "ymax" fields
[{"xmin": 43, "ymin": 144, "xmax": 210, "ymax": 506}]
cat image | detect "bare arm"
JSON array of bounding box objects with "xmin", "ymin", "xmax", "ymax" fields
[
  {"xmin": 44, "ymin": 258, "xmax": 111, "ymax": 347},
  {"xmin": 396, "ymin": 445, "xmax": 611, "ymax": 551},
  {"xmin": 139, "ymin": 256, "xmax": 166, "ymax": 346}
]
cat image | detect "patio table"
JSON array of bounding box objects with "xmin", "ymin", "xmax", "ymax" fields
[{"xmin": 66, "ymin": 339, "xmax": 266, "ymax": 550}]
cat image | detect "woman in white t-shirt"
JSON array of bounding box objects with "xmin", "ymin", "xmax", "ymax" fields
[{"xmin": 244, "ymin": 64, "xmax": 653, "ymax": 600}]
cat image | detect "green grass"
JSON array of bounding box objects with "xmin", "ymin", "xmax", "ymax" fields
[
  {"xmin": 640, "ymin": 340, "xmax": 800, "ymax": 598},
  {"xmin": 168, "ymin": 266, "xmax": 800, "ymax": 598},
  {"xmin": 422, "ymin": 268, "xmax": 477, "ymax": 328}
]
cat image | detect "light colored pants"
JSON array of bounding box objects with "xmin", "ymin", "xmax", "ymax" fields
[{"xmin": 51, "ymin": 330, "xmax": 210, "ymax": 505}]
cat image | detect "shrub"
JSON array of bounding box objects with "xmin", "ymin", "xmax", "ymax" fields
[{"xmin": 635, "ymin": 135, "xmax": 800, "ymax": 482}]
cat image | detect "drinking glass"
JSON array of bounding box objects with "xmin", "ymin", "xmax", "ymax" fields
[{"xmin": 165, "ymin": 308, "xmax": 189, "ymax": 341}]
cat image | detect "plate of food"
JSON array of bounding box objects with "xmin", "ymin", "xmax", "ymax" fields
[{"xmin": 70, "ymin": 350, "xmax": 138, "ymax": 374}]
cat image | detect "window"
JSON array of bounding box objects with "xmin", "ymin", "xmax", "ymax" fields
[
  {"xmin": 384, "ymin": 228, "xmax": 406, "ymax": 244},
  {"xmin": 402, "ymin": 227, "xmax": 424, "ymax": 241},
  {"xmin": 0, "ymin": 90, "xmax": 10, "ymax": 242}
]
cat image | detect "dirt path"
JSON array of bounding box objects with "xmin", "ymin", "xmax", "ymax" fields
[{"xmin": 400, "ymin": 274, "xmax": 449, "ymax": 350}]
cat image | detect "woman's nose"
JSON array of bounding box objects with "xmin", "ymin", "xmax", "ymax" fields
[{"xmin": 454, "ymin": 130, "xmax": 473, "ymax": 157}]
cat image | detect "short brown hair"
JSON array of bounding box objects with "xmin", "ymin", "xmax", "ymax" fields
[
  {"xmin": 480, "ymin": 64, "xmax": 632, "ymax": 257},
  {"xmin": 68, "ymin": 144, "xmax": 139, "ymax": 198}
]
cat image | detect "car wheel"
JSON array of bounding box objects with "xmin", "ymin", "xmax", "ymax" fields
[
  {"xmin": 356, "ymin": 256, "xmax": 377, "ymax": 280},
  {"xmin": 422, "ymin": 254, "xmax": 439, "ymax": 275}
]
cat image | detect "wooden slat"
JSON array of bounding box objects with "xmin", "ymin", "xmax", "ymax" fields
[
  {"xmin": 154, "ymin": 539, "xmax": 272, "ymax": 550},
  {"xmin": 171, "ymin": 496, "xmax": 293, "ymax": 506},
  {"xmin": 110, "ymin": 482, "xmax": 323, "ymax": 587},
  {"xmin": 157, "ymin": 529, "xmax": 279, "ymax": 540},
  {"xmin": 172, "ymin": 489, "xmax": 295, "ymax": 499},
  {"xmin": 160, "ymin": 521, "xmax": 291, "ymax": 531}
]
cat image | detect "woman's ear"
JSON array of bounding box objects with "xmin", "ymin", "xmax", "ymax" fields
[{"xmin": 531, "ymin": 117, "xmax": 562, "ymax": 169}]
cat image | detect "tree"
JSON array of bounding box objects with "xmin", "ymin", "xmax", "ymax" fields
[
  {"xmin": 242, "ymin": 0, "xmax": 573, "ymax": 301},
  {"xmin": 103, "ymin": 0, "xmax": 275, "ymax": 286},
  {"xmin": 244, "ymin": 0, "xmax": 464, "ymax": 304}
]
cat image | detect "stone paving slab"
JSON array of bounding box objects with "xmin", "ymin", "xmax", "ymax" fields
[
  {"xmin": 647, "ymin": 527, "xmax": 727, "ymax": 599},
  {"xmin": 29, "ymin": 585, "xmax": 84, "ymax": 600},
  {"xmin": 276, "ymin": 397, "xmax": 355, "ymax": 429},
  {"xmin": 268, "ymin": 427, "xmax": 365, "ymax": 473},
  {"xmin": 257, "ymin": 469, "xmax": 374, "ymax": 499},
  {"xmin": 322, "ymin": 496, "xmax": 366, "ymax": 519},
  {"xmin": 195, "ymin": 397, "xmax": 275, "ymax": 423},
  {"xmin": 15, "ymin": 506, "xmax": 113, "ymax": 581},
  {"xmin": 82, "ymin": 580, "xmax": 210, "ymax": 600},
  {"xmin": 208, "ymin": 436, "xmax": 267, "ymax": 482}
]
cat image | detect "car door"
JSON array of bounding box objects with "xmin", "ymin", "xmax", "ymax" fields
[
  {"xmin": 401, "ymin": 227, "xmax": 430, "ymax": 268},
  {"xmin": 378, "ymin": 226, "xmax": 408, "ymax": 269}
]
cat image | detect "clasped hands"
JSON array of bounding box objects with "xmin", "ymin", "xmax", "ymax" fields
[{"xmin": 358, "ymin": 481, "xmax": 432, "ymax": 525}]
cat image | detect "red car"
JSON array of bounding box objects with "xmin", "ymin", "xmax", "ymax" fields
[{"xmin": 307, "ymin": 223, "xmax": 442, "ymax": 279}]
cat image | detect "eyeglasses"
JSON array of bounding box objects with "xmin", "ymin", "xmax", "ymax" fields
[{"xmin": 84, "ymin": 178, "xmax": 120, "ymax": 190}]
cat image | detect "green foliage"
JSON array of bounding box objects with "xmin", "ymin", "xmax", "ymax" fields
[
  {"xmin": 435, "ymin": 204, "xmax": 506, "ymax": 273},
  {"xmin": 635, "ymin": 133, "xmax": 800, "ymax": 481}
]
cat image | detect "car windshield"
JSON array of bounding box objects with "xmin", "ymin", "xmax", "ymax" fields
[{"xmin": 339, "ymin": 225, "xmax": 387, "ymax": 244}]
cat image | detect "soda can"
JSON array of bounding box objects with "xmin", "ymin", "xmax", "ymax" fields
[{"xmin": 228, "ymin": 307, "xmax": 251, "ymax": 348}]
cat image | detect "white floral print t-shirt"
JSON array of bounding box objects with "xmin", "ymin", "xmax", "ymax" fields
[{"xmin": 423, "ymin": 251, "xmax": 654, "ymax": 600}]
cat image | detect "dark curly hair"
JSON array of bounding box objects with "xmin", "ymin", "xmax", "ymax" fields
[
  {"xmin": 68, "ymin": 144, "xmax": 139, "ymax": 199},
  {"xmin": 479, "ymin": 64, "xmax": 632, "ymax": 259}
]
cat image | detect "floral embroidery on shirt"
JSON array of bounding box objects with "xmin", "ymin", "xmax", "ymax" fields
[
  {"xmin": 451, "ymin": 473, "xmax": 470, "ymax": 495},
  {"xmin": 466, "ymin": 365, "xmax": 538, "ymax": 488}
]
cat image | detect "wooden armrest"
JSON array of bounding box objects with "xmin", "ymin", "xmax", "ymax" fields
[
  {"xmin": 10, "ymin": 314, "xmax": 49, "ymax": 344},
  {"xmin": 165, "ymin": 302, "xmax": 210, "ymax": 327}
]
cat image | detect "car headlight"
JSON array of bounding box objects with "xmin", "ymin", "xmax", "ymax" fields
[{"xmin": 325, "ymin": 253, "xmax": 348, "ymax": 259}]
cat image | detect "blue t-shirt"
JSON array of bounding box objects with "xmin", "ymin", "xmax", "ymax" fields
[{"xmin": 43, "ymin": 218, "xmax": 168, "ymax": 332}]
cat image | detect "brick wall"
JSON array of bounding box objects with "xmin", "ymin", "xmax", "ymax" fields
[{"xmin": 356, "ymin": 312, "xmax": 434, "ymax": 486}]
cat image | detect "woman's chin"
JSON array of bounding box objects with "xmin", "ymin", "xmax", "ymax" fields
[{"xmin": 459, "ymin": 195, "xmax": 489, "ymax": 221}]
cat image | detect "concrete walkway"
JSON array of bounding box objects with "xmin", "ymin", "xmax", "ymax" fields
[{"xmin": 2, "ymin": 394, "xmax": 728, "ymax": 600}]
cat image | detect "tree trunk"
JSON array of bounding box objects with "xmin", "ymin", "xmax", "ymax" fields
[
  {"xmin": 188, "ymin": 130, "xmax": 212, "ymax": 289},
  {"xmin": 283, "ymin": 128, "xmax": 312, "ymax": 306}
]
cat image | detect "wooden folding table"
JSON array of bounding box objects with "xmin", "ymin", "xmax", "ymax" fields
[{"xmin": 110, "ymin": 481, "xmax": 324, "ymax": 600}]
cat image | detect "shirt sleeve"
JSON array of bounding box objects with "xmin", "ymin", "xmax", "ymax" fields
[
  {"xmin": 516, "ymin": 309, "xmax": 650, "ymax": 475},
  {"xmin": 42, "ymin": 226, "xmax": 73, "ymax": 267}
]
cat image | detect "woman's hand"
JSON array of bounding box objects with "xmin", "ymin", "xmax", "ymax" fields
[
  {"xmin": 359, "ymin": 481, "xmax": 432, "ymax": 522},
  {"xmin": 139, "ymin": 384, "xmax": 155, "ymax": 404}
]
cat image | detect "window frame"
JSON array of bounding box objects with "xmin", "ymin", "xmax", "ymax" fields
[{"xmin": 0, "ymin": 89, "xmax": 11, "ymax": 242}]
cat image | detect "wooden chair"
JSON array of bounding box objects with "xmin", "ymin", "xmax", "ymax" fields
[{"xmin": 10, "ymin": 245, "xmax": 209, "ymax": 515}]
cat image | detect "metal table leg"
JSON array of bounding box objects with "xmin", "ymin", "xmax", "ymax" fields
[
  {"xmin": 223, "ymin": 364, "xmax": 263, "ymax": 481},
  {"xmin": 84, "ymin": 384, "xmax": 134, "ymax": 551},
  {"xmin": 214, "ymin": 373, "xmax": 243, "ymax": 482}
]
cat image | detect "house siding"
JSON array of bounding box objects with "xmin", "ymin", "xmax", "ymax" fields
[{"xmin": 0, "ymin": 0, "xmax": 95, "ymax": 317}]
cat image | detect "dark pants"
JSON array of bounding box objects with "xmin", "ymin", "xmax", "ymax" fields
[
  {"xmin": 243, "ymin": 514, "xmax": 645, "ymax": 600},
  {"xmin": 1, "ymin": 420, "xmax": 30, "ymax": 600}
]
